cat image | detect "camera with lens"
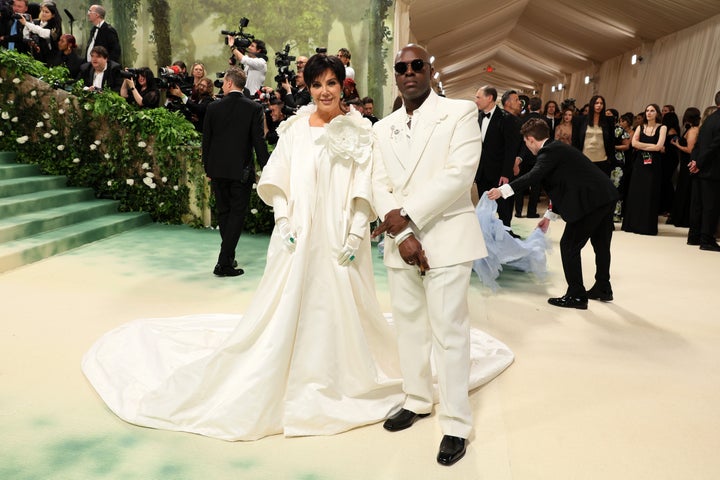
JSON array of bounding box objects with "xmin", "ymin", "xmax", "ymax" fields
[
  {"xmin": 213, "ymin": 72, "xmax": 226, "ymax": 89},
  {"xmin": 118, "ymin": 68, "xmax": 142, "ymax": 80},
  {"xmin": 274, "ymin": 43, "xmax": 296, "ymax": 86},
  {"xmin": 315, "ymin": 47, "xmax": 327, "ymax": 54},
  {"xmin": 156, "ymin": 66, "xmax": 187, "ymax": 91},
  {"xmin": 221, "ymin": 17, "xmax": 254, "ymax": 64}
]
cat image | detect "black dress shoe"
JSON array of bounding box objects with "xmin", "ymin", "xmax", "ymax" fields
[
  {"xmin": 687, "ymin": 238, "xmax": 701, "ymax": 246},
  {"xmin": 213, "ymin": 264, "xmax": 244, "ymax": 277},
  {"xmin": 508, "ymin": 230, "xmax": 522, "ymax": 239},
  {"xmin": 515, "ymin": 212, "xmax": 524, "ymax": 218},
  {"xmin": 548, "ymin": 295, "xmax": 588, "ymax": 309},
  {"xmin": 383, "ymin": 408, "xmax": 430, "ymax": 432},
  {"xmin": 699, "ymin": 243, "xmax": 720, "ymax": 252},
  {"xmin": 526, "ymin": 213, "xmax": 541, "ymax": 218},
  {"xmin": 437, "ymin": 435, "xmax": 466, "ymax": 466},
  {"xmin": 587, "ymin": 287, "xmax": 613, "ymax": 302}
]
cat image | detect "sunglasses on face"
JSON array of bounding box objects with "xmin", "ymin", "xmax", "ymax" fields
[{"xmin": 394, "ymin": 59, "xmax": 426, "ymax": 75}]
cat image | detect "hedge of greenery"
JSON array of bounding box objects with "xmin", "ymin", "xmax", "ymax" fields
[{"xmin": 0, "ymin": 50, "xmax": 274, "ymax": 234}]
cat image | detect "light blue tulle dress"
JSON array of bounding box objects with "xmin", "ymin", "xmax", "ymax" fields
[{"xmin": 472, "ymin": 193, "xmax": 552, "ymax": 290}]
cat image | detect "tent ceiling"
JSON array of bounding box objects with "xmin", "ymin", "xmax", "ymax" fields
[{"xmin": 407, "ymin": 0, "xmax": 720, "ymax": 100}]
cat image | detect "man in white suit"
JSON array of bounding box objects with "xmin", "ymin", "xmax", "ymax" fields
[{"xmin": 371, "ymin": 44, "xmax": 486, "ymax": 466}]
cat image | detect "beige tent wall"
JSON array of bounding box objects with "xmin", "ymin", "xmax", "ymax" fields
[{"xmin": 543, "ymin": 13, "xmax": 720, "ymax": 114}]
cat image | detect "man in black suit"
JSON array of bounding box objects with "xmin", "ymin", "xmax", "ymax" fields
[
  {"xmin": 688, "ymin": 90, "xmax": 720, "ymax": 251},
  {"xmin": 203, "ymin": 66, "xmax": 269, "ymax": 277},
  {"xmin": 0, "ymin": 0, "xmax": 30, "ymax": 53},
  {"xmin": 77, "ymin": 46, "xmax": 122, "ymax": 93},
  {"xmin": 474, "ymin": 86, "xmax": 522, "ymax": 231},
  {"xmin": 515, "ymin": 96, "xmax": 544, "ymax": 218},
  {"xmin": 86, "ymin": 4, "xmax": 121, "ymax": 64},
  {"xmin": 487, "ymin": 118, "xmax": 619, "ymax": 310}
]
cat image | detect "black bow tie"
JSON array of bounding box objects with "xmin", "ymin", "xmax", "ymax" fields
[
  {"xmin": 90, "ymin": 26, "xmax": 97, "ymax": 36},
  {"xmin": 481, "ymin": 112, "xmax": 491, "ymax": 119}
]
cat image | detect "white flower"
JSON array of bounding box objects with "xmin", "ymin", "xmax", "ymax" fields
[
  {"xmin": 250, "ymin": 208, "xmax": 258, "ymax": 215},
  {"xmin": 36, "ymin": 121, "xmax": 44, "ymax": 128},
  {"xmin": 146, "ymin": 172, "xmax": 155, "ymax": 178},
  {"xmin": 43, "ymin": 133, "xmax": 51, "ymax": 138},
  {"xmin": 50, "ymin": 129, "xmax": 58, "ymax": 135},
  {"xmin": 11, "ymin": 117, "xmax": 18, "ymax": 123},
  {"xmin": 42, "ymin": 112, "xmax": 50, "ymax": 119},
  {"xmin": 0, "ymin": 131, "xmax": 3, "ymax": 136},
  {"xmin": 150, "ymin": 183, "xmax": 156, "ymax": 189},
  {"xmin": 12, "ymin": 78, "xmax": 21, "ymax": 84},
  {"xmin": 94, "ymin": 140, "xmax": 101, "ymax": 145},
  {"xmin": 107, "ymin": 180, "xmax": 113, "ymax": 186},
  {"xmin": 252, "ymin": 183, "xmax": 257, "ymax": 190},
  {"xmin": 64, "ymin": 98, "xmax": 71, "ymax": 104},
  {"xmin": 30, "ymin": 90, "xmax": 37, "ymax": 97},
  {"xmin": 137, "ymin": 141, "xmax": 147, "ymax": 148},
  {"xmin": 16, "ymin": 135, "xmax": 29, "ymax": 144},
  {"xmin": 104, "ymin": 153, "xmax": 110, "ymax": 159},
  {"xmin": 1, "ymin": 112, "xmax": 9, "ymax": 120},
  {"xmin": 324, "ymin": 112, "xmax": 372, "ymax": 165},
  {"xmin": 89, "ymin": 144, "xmax": 97, "ymax": 150},
  {"xmin": 141, "ymin": 162, "xmax": 150, "ymax": 169},
  {"xmin": 142, "ymin": 177, "xmax": 155, "ymax": 187},
  {"xmin": 57, "ymin": 145, "xmax": 65, "ymax": 151},
  {"xmin": 0, "ymin": 78, "xmax": 3, "ymax": 83},
  {"xmin": 84, "ymin": 103, "xmax": 92, "ymax": 110},
  {"xmin": 58, "ymin": 109, "xmax": 65, "ymax": 115},
  {"xmin": 161, "ymin": 176, "xmax": 167, "ymax": 183},
  {"xmin": 126, "ymin": 179, "xmax": 134, "ymax": 186},
  {"xmin": 72, "ymin": 158, "xmax": 80, "ymax": 163},
  {"xmin": 173, "ymin": 185, "xmax": 179, "ymax": 191}
]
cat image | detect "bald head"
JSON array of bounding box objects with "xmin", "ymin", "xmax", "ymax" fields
[{"xmin": 394, "ymin": 44, "xmax": 433, "ymax": 113}]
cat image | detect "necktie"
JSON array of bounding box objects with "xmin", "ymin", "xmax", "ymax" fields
[
  {"xmin": 9, "ymin": 19, "xmax": 17, "ymax": 50},
  {"xmin": 482, "ymin": 112, "xmax": 491, "ymax": 119}
]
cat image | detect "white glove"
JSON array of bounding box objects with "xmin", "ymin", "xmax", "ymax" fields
[
  {"xmin": 276, "ymin": 218, "xmax": 296, "ymax": 252},
  {"xmin": 338, "ymin": 233, "xmax": 362, "ymax": 266}
]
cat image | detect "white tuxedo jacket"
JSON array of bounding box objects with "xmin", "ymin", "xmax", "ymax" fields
[{"xmin": 372, "ymin": 91, "xmax": 487, "ymax": 269}]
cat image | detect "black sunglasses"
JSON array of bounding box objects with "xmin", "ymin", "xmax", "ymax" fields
[{"xmin": 394, "ymin": 59, "xmax": 426, "ymax": 75}]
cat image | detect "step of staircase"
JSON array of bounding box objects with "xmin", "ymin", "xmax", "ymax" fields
[
  {"xmin": 0, "ymin": 151, "xmax": 152, "ymax": 273},
  {"xmin": 0, "ymin": 212, "xmax": 150, "ymax": 273}
]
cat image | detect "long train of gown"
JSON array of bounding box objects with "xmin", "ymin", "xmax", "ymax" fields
[
  {"xmin": 82, "ymin": 115, "xmax": 514, "ymax": 442},
  {"xmin": 473, "ymin": 193, "xmax": 552, "ymax": 290}
]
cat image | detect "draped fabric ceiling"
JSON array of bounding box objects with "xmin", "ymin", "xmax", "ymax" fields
[{"xmin": 394, "ymin": 0, "xmax": 720, "ymax": 110}]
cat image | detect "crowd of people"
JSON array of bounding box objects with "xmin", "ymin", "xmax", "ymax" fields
[{"xmin": 474, "ymin": 86, "xmax": 720, "ymax": 253}]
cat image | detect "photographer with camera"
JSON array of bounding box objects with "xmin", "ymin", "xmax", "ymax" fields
[
  {"xmin": 0, "ymin": 0, "xmax": 31, "ymax": 53},
  {"xmin": 77, "ymin": 45, "xmax": 122, "ymax": 93},
  {"xmin": 168, "ymin": 77, "xmax": 215, "ymax": 132},
  {"xmin": 226, "ymin": 35, "xmax": 267, "ymax": 96},
  {"xmin": 120, "ymin": 67, "xmax": 160, "ymax": 109},
  {"xmin": 17, "ymin": 1, "xmax": 63, "ymax": 64}
]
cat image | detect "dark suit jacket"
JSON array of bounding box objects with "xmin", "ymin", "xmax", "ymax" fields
[
  {"xmin": 87, "ymin": 22, "xmax": 121, "ymax": 64},
  {"xmin": 476, "ymin": 108, "xmax": 521, "ymax": 186},
  {"xmin": 0, "ymin": 14, "xmax": 30, "ymax": 53},
  {"xmin": 77, "ymin": 60, "xmax": 123, "ymax": 93},
  {"xmin": 518, "ymin": 111, "xmax": 543, "ymax": 170},
  {"xmin": 202, "ymin": 91, "xmax": 269, "ymax": 180},
  {"xmin": 509, "ymin": 140, "xmax": 618, "ymax": 223},
  {"xmin": 694, "ymin": 109, "xmax": 720, "ymax": 181},
  {"xmin": 572, "ymin": 115, "xmax": 615, "ymax": 162}
]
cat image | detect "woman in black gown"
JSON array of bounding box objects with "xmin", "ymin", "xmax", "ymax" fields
[
  {"xmin": 622, "ymin": 104, "xmax": 667, "ymax": 235},
  {"xmin": 668, "ymin": 108, "xmax": 701, "ymax": 227}
]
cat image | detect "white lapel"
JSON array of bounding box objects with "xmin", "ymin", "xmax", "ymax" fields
[
  {"xmin": 400, "ymin": 91, "xmax": 444, "ymax": 186},
  {"xmin": 385, "ymin": 109, "xmax": 410, "ymax": 170}
]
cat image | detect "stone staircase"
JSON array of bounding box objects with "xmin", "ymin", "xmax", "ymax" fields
[{"xmin": 0, "ymin": 151, "xmax": 151, "ymax": 273}]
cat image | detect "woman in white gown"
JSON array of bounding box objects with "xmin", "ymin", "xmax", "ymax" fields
[{"xmin": 82, "ymin": 55, "xmax": 513, "ymax": 441}]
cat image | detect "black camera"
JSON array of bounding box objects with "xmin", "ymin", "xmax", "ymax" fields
[
  {"xmin": 315, "ymin": 47, "xmax": 327, "ymax": 54},
  {"xmin": 118, "ymin": 68, "xmax": 141, "ymax": 80},
  {"xmin": 274, "ymin": 43, "xmax": 296, "ymax": 85},
  {"xmin": 221, "ymin": 17, "xmax": 254, "ymax": 63},
  {"xmin": 213, "ymin": 72, "xmax": 226, "ymax": 89},
  {"xmin": 156, "ymin": 67, "xmax": 186, "ymax": 90}
]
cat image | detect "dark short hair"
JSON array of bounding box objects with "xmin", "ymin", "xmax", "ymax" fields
[
  {"xmin": 361, "ymin": 96, "xmax": 374, "ymax": 104},
  {"xmin": 481, "ymin": 86, "xmax": 497, "ymax": 102},
  {"xmin": 337, "ymin": 48, "xmax": 351, "ymax": 59},
  {"xmin": 501, "ymin": 89, "xmax": 517, "ymax": 107},
  {"xmin": 137, "ymin": 67, "xmax": 156, "ymax": 89},
  {"xmin": 90, "ymin": 46, "xmax": 109, "ymax": 59},
  {"xmin": 520, "ymin": 117, "xmax": 550, "ymax": 140},
  {"xmin": 253, "ymin": 39, "xmax": 267, "ymax": 56},
  {"xmin": 302, "ymin": 54, "xmax": 345, "ymax": 88},
  {"xmin": 172, "ymin": 61, "xmax": 187, "ymax": 71},
  {"xmin": 529, "ymin": 96, "xmax": 542, "ymax": 111},
  {"xmin": 620, "ymin": 112, "xmax": 634, "ymax": 126}
]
